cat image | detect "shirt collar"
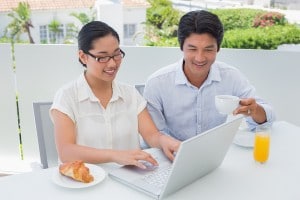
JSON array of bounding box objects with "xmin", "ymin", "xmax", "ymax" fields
[
  {"xmin": 175, "ymin": 58, "xmax": 222, "ymax": 86},
  {"xmin": 206, "ymin": 62, "xmax": 222, "ymax": 84},
  {"xmin": 175, "ymin": 58, "xmax": 189, "ymax": 85},
  {"xmin": 111, "ymin": 81, "xmax": 124, "ymax": 102},
  {"xmin": 76, "ymin": 73, "xmax": 123, "ymax": 102}
]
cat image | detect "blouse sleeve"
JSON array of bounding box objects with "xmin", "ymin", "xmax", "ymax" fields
[
  {"xmin": 135, "ymin": 87, "xmax": 147, "ymax": 114},
  {"xmin": 50, "ymin": 87, "xmax": 76, "ymax": 123}
]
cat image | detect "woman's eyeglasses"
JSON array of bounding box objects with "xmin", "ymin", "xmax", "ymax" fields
[{"xmin": 85, "ymin": 49, "xmax": 125, "ymax": 63}]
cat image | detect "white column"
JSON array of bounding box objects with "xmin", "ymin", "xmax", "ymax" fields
[{"xmin": 95, "ymin": 0, "xmax": 124, "ymax": 45}]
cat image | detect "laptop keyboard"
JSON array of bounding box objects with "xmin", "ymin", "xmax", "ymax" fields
[{"xmin": 141, "ymin": 165, "xmax": 172, "ymax": 188}]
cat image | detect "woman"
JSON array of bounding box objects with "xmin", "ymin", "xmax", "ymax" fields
[{"xmin": 50, "ymin": 21, "xmax": 180, "ymax": 169}]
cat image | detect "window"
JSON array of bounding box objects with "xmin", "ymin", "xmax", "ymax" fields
[
  {"xmin": 39, "ymin": 25, "xmax": 48, "ymax": 44},
  {"xmin": 124, "ymin": 24, "xmax": 136, "ymax": 39},
  {"xmin": 39, "ymin": 23, "xmax": 77, "ymax": 44}
]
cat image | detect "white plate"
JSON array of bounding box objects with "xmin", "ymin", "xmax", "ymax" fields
[
  {"xmin": 233, "ymin": 129, "xmax": 255, "ymax": 148},
  {"xmin": 52, "ymin": 163, "xmax": 106, "ymax": 188}
]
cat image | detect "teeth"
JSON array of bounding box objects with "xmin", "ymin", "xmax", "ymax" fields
[{"xmin": 195, "ymin": 63, "xmax": 206, "ymax": 67}]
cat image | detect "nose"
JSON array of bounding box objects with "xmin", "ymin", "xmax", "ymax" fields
[
  {"xmin": 108, "ymin": 56, "xmax": 118, "ymax": 63},
  {"xmin": 194, "ymin": 50, "xmax": 206, "ymax": 62},
  {"xmin": 106, "ymin": 57, "xmax": 118, "ymax": 68}
]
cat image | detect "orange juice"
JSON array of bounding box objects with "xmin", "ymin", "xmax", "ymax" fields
[{"xmin": 253, "ymin": 132, "xmax": 270, "ymax": 163}]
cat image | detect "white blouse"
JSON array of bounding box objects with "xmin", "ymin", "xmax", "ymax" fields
[{"xmin": 50, "ymin": 73, "xmax": 146, "ymax": 150}]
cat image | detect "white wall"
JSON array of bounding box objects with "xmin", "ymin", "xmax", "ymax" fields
[
  {"xmin": 95, "ymin": 0, "xmax": 148, "ymax": 46},
  {"xmin": 96, "ymin": 1, "xmax": 123, "ymax": 44},
  {"xmin": 118, "ymin": 46, "xmax": 182, "ymax": 84},
  {"xmin": 15, "ymin": 44, "xmax": 83, "ymax": 161},
  {"xmin": 253, "ymin": 0, "xmax": 271, "ymax": 7},
  {"xmin": 0, "ymin": 44, "xmax": 299, "ymax": 171},
  {"xmin": 0, "ymin": 44, "xmax": 19, "ymax": 158},
  {"xmin": 123, "ymin": 7, "xmax": 147, "ymax": 45}
]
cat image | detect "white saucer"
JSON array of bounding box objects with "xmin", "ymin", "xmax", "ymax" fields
[
  {"xmin": 51, "ymin": 163, "xmax": 106, "ymax": 188},
  {"xmin": 233, "ymin": 129, "xmax": 255, "ymax": 148}
]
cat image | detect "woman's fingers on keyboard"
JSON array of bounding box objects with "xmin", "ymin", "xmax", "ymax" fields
[{"xmin": 138, "ymin": 160, "xmax": 158, "ymax": 170}]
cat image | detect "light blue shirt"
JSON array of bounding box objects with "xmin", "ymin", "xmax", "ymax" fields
[{"xmin": 144, "ymin": 59, "xmax": 275, "ymax": 141}]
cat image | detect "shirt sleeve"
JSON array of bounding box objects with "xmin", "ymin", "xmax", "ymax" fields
[
  {"xmin": 143, "ymin": 79, "xmax": 170, "ymax": 135},
  {"xmin": 50, "ymin": 87, "xmax": 76, "ymax": 123},
  {"xmin": 135, "ymin": 88, "xmax": 147, "ymax": 114}
]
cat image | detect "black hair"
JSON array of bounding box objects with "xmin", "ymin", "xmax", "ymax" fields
[
  {"xmin": 177, "ymin": 10, "xmax": 224, "ymax": 51},
  {"xmin": 77, "ymin": 21, "xmax": 120, "ymax": 67}
]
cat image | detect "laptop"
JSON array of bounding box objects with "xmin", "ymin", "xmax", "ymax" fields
[{"xmin": 109, "ymin": 115, "xmax": 243, "ymax": 199}]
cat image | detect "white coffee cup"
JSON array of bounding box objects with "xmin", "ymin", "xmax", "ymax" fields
[{"xmin": 215, "ymin": 95, "xmax": 240, "ymax": 115}]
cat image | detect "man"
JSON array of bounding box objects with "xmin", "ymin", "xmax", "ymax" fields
[{"xmin": 143, "ymin": 10, "xmax": 275, "ymax": 141}]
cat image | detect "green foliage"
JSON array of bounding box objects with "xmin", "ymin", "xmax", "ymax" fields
[
  {"xmin": 48, "ymin": 19, "xmax": 61, "ymax": 32},
  {"xmin": 145, "ymin": 6, "xmax": 300, "ymax": 49},
  {"xmin": 6, "ymin": 2, "xmax": 34, "ymax": 43},
  {"xmin": 70, "ymin": 12, "xmax": 90, "ymax": 25},
  {"xmin": 147, "ymin": 0, "xmax": 180, "ymax": 29},
  {"xmin": 48, "ymin": 19, "xmax": 61, "ymax": 44},
  {"xmin": 253, "ymin": 11, "xmax": 287, "ymax": 27},
  {"xmin": 70, "ymin": 10, "xmax": 95, "ymax": 25},
  {"xmin": 217, "ymin": 8, "xmax": 299, "ymax": 49},
  {"xmin": 40, "ymin": 39, "xmax": 48, "ymax": 44},
  {"xmin": 222, "ymin": 24, "xmax": 300, "ymax": 49},
  {"xmin": 211, "ymin": 8, "xmax": 265, "ymax": 31},
  {"xmin": 0, "ymin": 36, "xmax": 13, "ymax": 43},
  {"xmin": 0, "ymin": 35, "xmax": 28, "ymax": 43},
  {"xmin": 144, "ymin": 0, "xmax": 182, "ymax": 46}
]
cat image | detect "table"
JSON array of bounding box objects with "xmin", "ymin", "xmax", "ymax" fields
[{"xmin": 1, "ymin": 121, "xmax": 299, "ymax": 200}]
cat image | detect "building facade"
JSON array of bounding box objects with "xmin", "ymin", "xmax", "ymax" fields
[{"xmin": 0, "ymin": 0, "xmax": 148, "ymax": 45}]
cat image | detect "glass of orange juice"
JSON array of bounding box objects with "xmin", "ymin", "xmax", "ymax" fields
[{"xmin": 253, "ymin": 125, "xmax": 271, "ymax": 164}]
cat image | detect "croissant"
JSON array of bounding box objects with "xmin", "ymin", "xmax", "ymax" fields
[{"xmin": 59, "ymin": 160, "xmax": 94, "ymax": 183}]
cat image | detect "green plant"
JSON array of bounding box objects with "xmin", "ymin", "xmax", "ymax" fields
[
  {"xmin": 70, "ymin": 12, "xmax": 91, "ymax": 25},
  {"xmin": 146, "ymin": 0, "xmax": 180, "ymax": 29},
  {"xmin": 8, "ymin": 39, "xmax": 24, "ymax": 160},
  {"xmin": 48, "ymin": 19, "xmax": 61, "ymax": 44},
  {"xmin": 6, "ymin": 2, "xmax": 34, "ymax": 43},
  {"xmin": 211, "ymin": 8, "xmax": 265, "ymax": 31},
  {"xmin": 70, "ymin": 7, "xmax": 96, "ymax": 25},
  {"xmin": 144, "ymin": 6, "xmax": 300, "ymax": 49},
  {"xmin": 144, "ymin": 0, "xmax": 182, "ymax": 46},
  {"xmin": 0, "ymin": 36, "xmax": 11, "ymax": 43},
  {"xmin": 253, "ymin": 11, "xmax": 287, "ymax": 27},
  {"xmin": 222, "ymin": 25, "xmax": 300, "ymax": 49}
]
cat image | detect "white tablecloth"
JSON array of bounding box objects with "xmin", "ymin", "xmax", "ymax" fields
[{"xmin": 0, "ymin": 121, "xmax": 299, "ymax": 200}]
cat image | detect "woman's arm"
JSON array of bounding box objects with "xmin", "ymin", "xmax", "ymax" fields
[
  {"xmin": 138, "ymin": 108, "xmax": 181, "ymax": 161},
  {"xmin": 51, "ymin": 109, "xmax": 158, "ymax": 168}
]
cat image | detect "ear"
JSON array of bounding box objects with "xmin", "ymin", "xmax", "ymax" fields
[{"xmin": 78, "ymin": 50, "xmax": 87, "ymax": 65}]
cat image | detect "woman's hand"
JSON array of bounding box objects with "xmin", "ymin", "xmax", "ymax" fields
[{"xmin": 113, "ymin": 149, "xmax": 158, "ymax": 169}]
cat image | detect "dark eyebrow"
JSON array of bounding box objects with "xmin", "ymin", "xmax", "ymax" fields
[
  {"xmin": 204, "ymin": 44, "xmax": 217, "ymax": 49},
  {"xmin": 186, "ymin": 44, "xmax": 216, "ymax": 49},
  {"xmin": 186, "ymin": 44, "xmax": 197, "ymax": 48}
]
